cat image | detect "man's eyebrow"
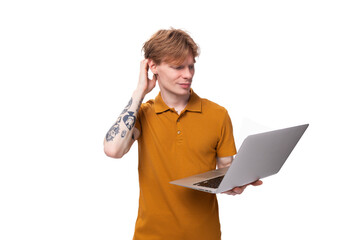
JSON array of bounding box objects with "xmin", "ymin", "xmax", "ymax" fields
[{"xmin": 169, "ymin": 60, "xmax": 195, "ymax": 67}]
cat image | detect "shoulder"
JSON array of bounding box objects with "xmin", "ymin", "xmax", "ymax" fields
[
  {"xmin": 200, "ymin": 97, "xmax": 229, "ymax": 116},
  {"xmin": 139, "ymin": 99, "xmax": 155, "ymax": 112}
]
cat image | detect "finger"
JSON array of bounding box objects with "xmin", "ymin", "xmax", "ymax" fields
[
  {"xmin": 221, "ymin": 190, "xmax": 237, "ymax": 195},
  {"xmin": 145, "ymin": 59, "xmax": 150, "ymax": 71},
  {"xmin": 251, "ymin": 180, "xmax": 263, "ymax": 186},
  {"xmin": 232, "ymin": 187, "xmax": 246, "ymax": 194},
  {"xmin": 228, "ymin": 192, "xmax": 237, "ymax": 196},
  {"xmin": 140, "ymin": 59, "xmax": 149, "ymax": 70},
  {"xmin": 222, "ymin": 185, "xmax": 247, "ymax": 195}
]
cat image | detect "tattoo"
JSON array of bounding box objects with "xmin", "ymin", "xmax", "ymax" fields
[
  {"xmin": 136, "ymin": 98, "xmax": 144, "ymax": 113},
  {"xmin": 123, "ymin": 111, "xmax": 136, "ymax": 130},
  {"xmin": 115, "ymin": 115, "xmax": 122, "ymax": 124},
  {"xmin": 121, "ymin": 130, "xmax": 127, "ymax": 138},
  {"xmin": 105, "ymin": 116, "xmax": 122, "ymax": 141},
  {"xmin": 121, "ymin": 98, "xmax": 133, "ymax": 114},
  {"xmin": 105, "ymin": 97, "xmax": 139, "ymax": 142}
]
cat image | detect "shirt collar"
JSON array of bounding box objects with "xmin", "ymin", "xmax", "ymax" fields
[{"xmin": 154, "ymin": 89, "xmax": 202, "ymax": 114}]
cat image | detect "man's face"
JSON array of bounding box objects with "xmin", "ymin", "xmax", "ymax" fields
[{"xmin": 155, "ymin": 54, "xmax": 195, "ymax": 97}]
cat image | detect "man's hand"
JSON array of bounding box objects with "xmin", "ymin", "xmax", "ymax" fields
[
  {"xmin": 136, "ymin": 59, "xmax": 157, "ymax": 96},
  {"xmin": 221, "ymin": 179, "xmax": 263, "ymax": 196}
]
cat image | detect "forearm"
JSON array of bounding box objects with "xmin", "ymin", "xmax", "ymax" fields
[
  {"xmin": 103, "ymin": 89, "xmax": 144, "ymax": 158},
  {"xmin": 217, "ymin": 156, "xmax": 233, "ymax": 169}
]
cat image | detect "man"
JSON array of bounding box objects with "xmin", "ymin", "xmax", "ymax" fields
[{"xmin": 104, "ymin": 28, "xmax": 262, "ymax": 240}]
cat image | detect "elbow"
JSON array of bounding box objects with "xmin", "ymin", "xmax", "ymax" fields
[
  {"xmin": 103, "ymin": 145, "xmax": 125, "ymax": 159},
  {"xmin": 104, "ymin": 150, "xmax": 123, "ymax": 159}
]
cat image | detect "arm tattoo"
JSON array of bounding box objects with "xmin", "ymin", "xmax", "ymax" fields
[
  {"xmin": 136, "ymin": 98, "xmax": 144, "ymax": 113},
  {"xmin": 121, "ymin": 98, "xmax": 133, "ymax": 114},
  {"xmin": 121, "ymin": 130, "xmax": 127, "ymax": 138},
  {"xmin": 105, "ymin": 97, "xmax": 140, "ymax": 142},
  {"xmin": 105, "ymin": 116, "xmax": 122, "ymax": 142},
  {"xmin": 123, "ymin": 111, "xmax": 136, "ymax": 130}
]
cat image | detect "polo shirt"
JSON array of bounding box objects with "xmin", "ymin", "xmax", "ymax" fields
[{"xmin": 133, "ymin": 89, "xmax": 237, "ymax": 240}]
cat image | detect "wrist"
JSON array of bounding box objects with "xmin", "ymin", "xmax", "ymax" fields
[{"xmin": 133, "ymin": 88, "xmax": 146, "ymax": 101}]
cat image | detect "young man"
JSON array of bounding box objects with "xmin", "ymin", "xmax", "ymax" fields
[{"xmin": 104, "ymin": 29, "xmax": 262, "ymax": 240}]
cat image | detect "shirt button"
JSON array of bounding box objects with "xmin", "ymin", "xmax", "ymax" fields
[{"xmin": 177, "ymin": 131, "xmax": 181, "ymax": 134}]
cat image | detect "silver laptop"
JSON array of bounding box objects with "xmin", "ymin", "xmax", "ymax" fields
[{"xmin": 170, "ymin": 124, "xmax": 309, "ymax": 194}]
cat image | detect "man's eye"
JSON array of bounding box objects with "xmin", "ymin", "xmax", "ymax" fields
[{"xmin": 175, "ymin": 66, "xmax": 184, "ymax": 70}]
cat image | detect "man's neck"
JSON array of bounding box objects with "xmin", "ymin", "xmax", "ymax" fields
[{"xmin": 160, "ymin": 90, "xmax": 191, "ymax": 115}]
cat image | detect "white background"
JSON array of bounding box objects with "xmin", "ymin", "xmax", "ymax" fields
[{"xmin": 1, "ymin": 0, "xmax": 359, "ymax": 239}]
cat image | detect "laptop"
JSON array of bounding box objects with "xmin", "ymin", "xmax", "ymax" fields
[{"xmin": 170, "ymin": 124, "xmax": 309, "ymax": 194}]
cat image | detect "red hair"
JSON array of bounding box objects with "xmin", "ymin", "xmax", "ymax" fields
[{"xmin": 142, "ymin": 28, "xmax": 200, "ymax": 65}]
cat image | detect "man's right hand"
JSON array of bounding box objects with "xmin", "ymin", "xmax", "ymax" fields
[{"xmin": 136, "ymin": 59, "xmax": 157, "ymax": 96}]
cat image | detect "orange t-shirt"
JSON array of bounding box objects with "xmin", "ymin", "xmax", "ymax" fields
[{"xmin": 133, "ymin": 90, "xmax": 237, "ymax": 240}]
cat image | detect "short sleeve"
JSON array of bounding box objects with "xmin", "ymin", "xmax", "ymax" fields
[
  {"xmin": 134, "ymin": 104, "xmax": 143, "ymax": 135},
  {"xmin": 216, "ymin": 110, "xmax": 237, "ymax": 158}
]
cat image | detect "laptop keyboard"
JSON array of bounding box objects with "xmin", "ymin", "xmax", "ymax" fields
[{"xmin": 194, "ymin": 175, "xmax": 224, "ymax": 189}]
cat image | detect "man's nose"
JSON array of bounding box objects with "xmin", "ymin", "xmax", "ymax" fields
[{"xmin": 182, "ymin": 67, "xmax": 193, "ymax": 79}]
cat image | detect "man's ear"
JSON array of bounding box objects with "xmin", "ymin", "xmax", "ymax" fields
[{"xmin": 148, "ymin": 60, "xmax": 158, "ymax": 75}]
